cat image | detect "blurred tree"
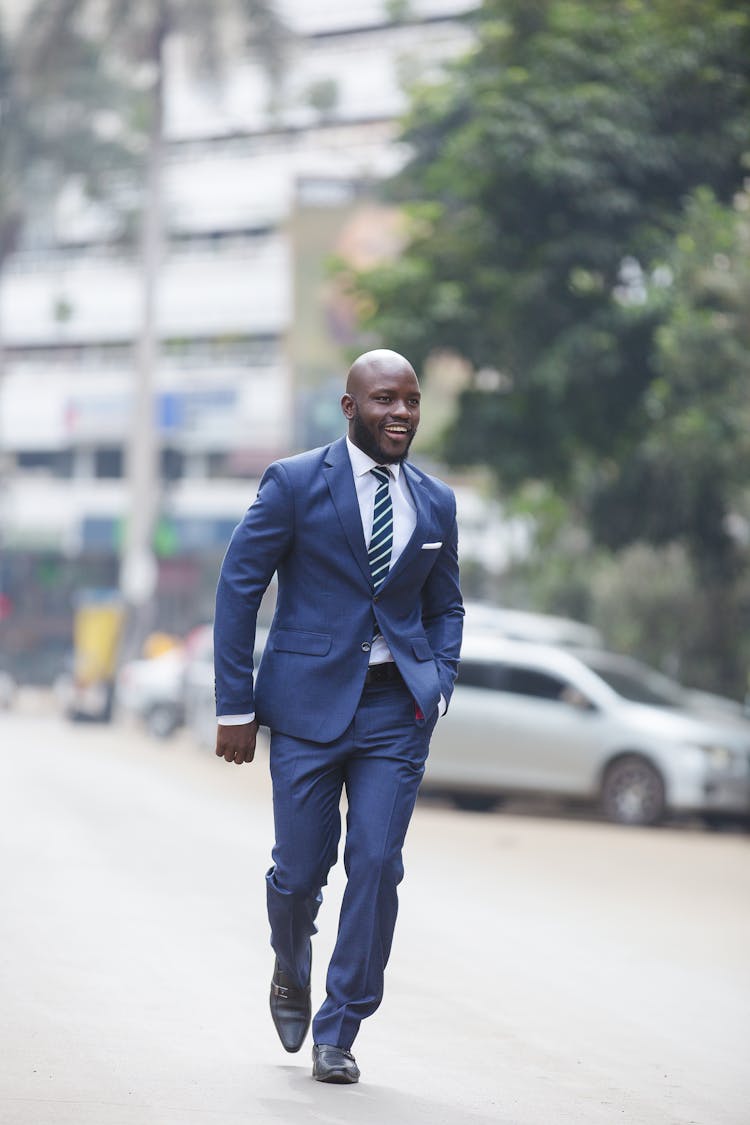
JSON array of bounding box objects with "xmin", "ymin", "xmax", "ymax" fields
[
  {"xmin": 346, "ymin": 0, "xmax": 750, "ymax": 692},
  {"xmin": 62, "ymin": 0, "xmax": 289, "ymax": 641},
  {"xmin": 590, "ymin": 189, "xmax": 750, "ymax": 560},
  {"xmin": 0, "ymin": 1, "xmax": 128, "ymax": 599},
  {"xmin": 0, "ymin": 4, "xmax": 126, "ymax": 366},
  {"xmin": 588, "ymin": 187, "xmax": 750, "ymax": 690},
  {"xmin": 106, "ymin": 0, "xmax": 290, "ymax": 643},
  {"xmin": 352, "ymin": 0, "xmax": 749, "ymax": 472},
  {"xmin": 306, "ymin": 77, "xmax": 339, "ymax": 121}
]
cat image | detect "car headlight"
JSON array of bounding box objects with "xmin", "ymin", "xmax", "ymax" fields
[{"xmin": 693, "ymin": 744, "xmax": 735, "ymax": 769}]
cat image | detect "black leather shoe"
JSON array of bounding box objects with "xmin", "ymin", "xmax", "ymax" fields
[
  {"xmin": 312, "ymin": 1043, "xmax": 360, "ymax": 1084},
  {"xmin": 269, "ymin": 957, "xmax": 311, "ymax": 1053}
]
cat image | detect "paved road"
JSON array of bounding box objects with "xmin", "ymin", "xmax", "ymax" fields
[{"xmin": 1, "ymin": 702, "xmax": 748, "ymax": 1125}]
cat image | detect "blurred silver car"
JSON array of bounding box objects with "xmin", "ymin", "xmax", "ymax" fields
[
  {"xmin": 115, "ymin": 647, "xmax": 186, "ymax": 738},
  {"xmin": 425, "ymin": 635, "xmax": 750, "ymax": 826},
  {"xmin": 182, "ymin": 624, "xmax": 269, "ymax": 750},
  {"xmin": 181, "ymin": 624, "xmax": 217, "ymax": 749},
  {"xmin": 462, "ymin": 600, "xmax": 603, "ymax": 648}
]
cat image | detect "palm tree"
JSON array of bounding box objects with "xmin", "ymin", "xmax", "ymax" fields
[
  {"xmin": 62, "ymin": 0, "xmax": 289, "ymax": 645},
  {"xmin": 0, "ymin": 2, "xmax": 127, "ymax": 567},
  {"xmin": 114, "ymin": 2, "xmax": 287, "ymax": 647},
  {"xmin": 0, "ymin": 0, "xmax": 126, "ymax": 360}
]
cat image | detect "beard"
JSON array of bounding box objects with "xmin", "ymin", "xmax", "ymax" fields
[{"xmin": 351, "ymin": 409, "xmax": 415, "ymax": 464}]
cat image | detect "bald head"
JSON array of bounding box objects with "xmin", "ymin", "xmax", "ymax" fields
[
  {"xmin": 342, "ymin": 349, "xmax": 420, "ymax": 464},
  {"xmin": 345, "ymin": 349, "xmax": 417, "ymax": 395}
]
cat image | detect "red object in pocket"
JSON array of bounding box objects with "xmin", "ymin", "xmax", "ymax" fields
[{"xmin": 414, "ymin": 704, "xmax": 424, "ymax": 721}]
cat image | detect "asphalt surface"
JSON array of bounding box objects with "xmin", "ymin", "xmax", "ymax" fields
[{"xmin": 1, "ymin": 699, "xmax": 748, "ymax": 1125}]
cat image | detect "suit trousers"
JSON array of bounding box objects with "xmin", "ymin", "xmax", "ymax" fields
[{"xmin": 265, "ymin": 678, "xmax": 437, "ymax": 1050}]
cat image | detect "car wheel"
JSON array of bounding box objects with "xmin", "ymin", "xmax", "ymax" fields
[
  {"xmin": 451, "ymin": 793, "xmax": 500, "ymax": 813},
  {"xmin": 601, "ymin": 755, "xmax": 665, "ymax": 826},
  {"xmin": 145, "ymin": 704, "xmax": 180, "ymax": 739}
]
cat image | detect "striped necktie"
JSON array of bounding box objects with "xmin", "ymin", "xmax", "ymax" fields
[{"xmin": 368, "ymin": 466, "xmax": 393, "ymax": 590}]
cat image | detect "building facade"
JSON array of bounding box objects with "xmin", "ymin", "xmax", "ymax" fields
[{"xmin": 0, "ymin": 1, "xmax": 478, "ymax": 680}]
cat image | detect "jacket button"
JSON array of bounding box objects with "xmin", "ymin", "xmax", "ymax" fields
[
  {"xmin": 373, "ymin": 595, "xmax": 380, "ymax": 603},
  {"xmin": 361, "ymin": 641, "xmax": 371, "ymax": 652}
]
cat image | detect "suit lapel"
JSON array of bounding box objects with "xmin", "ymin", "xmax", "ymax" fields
[
  {"xmin": 323, "ymin": 437, "xmax": 372, "ymax": 586},
  {"xmin": 381, "ymin": 461, "xmax": 430, "ymax": 588}
]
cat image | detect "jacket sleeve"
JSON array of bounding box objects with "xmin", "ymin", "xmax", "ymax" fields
[
  {"xmin": 213, "ymin": 463, "xmax": 294, "ymax": 715},
  {"xmin": 421, "ymin": 492, "xmax": 464, "ymax": 709}
]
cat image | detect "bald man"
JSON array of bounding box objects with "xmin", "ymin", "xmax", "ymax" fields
[{"xmin": 214, "ymin": 350, "xmax": 463, "ymax": 1083}]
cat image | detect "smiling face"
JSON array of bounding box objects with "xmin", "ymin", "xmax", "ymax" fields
[{"xmin": 342, "ymin": 350, "xmax": 421, "ymax": 464}]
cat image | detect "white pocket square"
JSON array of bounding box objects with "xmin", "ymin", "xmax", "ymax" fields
[{"xmin": 421, "ymin": 541, "xmax": 442, "ymax": 549}]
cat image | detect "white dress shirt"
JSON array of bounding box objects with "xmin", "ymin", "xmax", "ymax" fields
[{"xmin": 218, "ymin": 438, "xmax": 443, "ymax": 724}]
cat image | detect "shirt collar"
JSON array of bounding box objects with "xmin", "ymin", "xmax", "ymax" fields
[{"xmin": 345, "ymin": 435, "xmax": 402, "ymax": 481}]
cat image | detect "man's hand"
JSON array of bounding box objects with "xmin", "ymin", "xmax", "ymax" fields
[{"xmin": 215, "ymin": 719, "xmax": 258, "ymax": 765}]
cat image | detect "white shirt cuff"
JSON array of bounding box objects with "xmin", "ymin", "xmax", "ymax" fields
[{"xmin": 438, "ymin": 694, "xmax": 447, "ymax": 717}]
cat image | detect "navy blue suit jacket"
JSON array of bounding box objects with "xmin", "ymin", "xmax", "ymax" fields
[{"xmin": 214, "ymin": 436, "xmax": 463, "ymax": 743}]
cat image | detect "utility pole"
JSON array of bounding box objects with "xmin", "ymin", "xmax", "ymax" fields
[{"xmin": 119, "ymin": 3, "xmax": 168, "ymax": 655}]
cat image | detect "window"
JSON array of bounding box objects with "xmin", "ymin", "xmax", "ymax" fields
[
  {"xmin": 506, "ymin": 667, "xmax": 568, "ymax": 701},
  {"xmin": 457, "ymin": 660, "xmax": 507, "ymax": 691},
  {"xmin": 16, "ymin": 450, "xmax": 73, "ymax": 477},
  {"xmin": 161, "ymin": 448, "xmax": 185, "ymax": 481},
  {"xmin": 579, "ymin": 655, "xmax": 682, "ymax": 707},
  {"xmin": 458, "ymin": 658, "xmax": 582, "ymax": 704},
  {"xmin": 93, "ymin": 447, "xmax": 123, "ymax": 478}
]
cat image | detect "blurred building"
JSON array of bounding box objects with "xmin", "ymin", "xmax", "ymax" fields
[{"xmin": 0, "ymin": 0, "xmax": 479, "ymax": 680}]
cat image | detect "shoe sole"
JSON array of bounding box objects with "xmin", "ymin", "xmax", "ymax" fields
[
  {"xmin": 270, "ymin": 1019, "xmax": 308, "ymax": 1053},
  {"xmin": 313, "ymin": 1068, "xmax": 359, "ymax": 1084}
]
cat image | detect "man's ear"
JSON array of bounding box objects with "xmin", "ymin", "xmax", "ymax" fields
[{"xmin": 341, "ymin": 393, "xmax": 355, "ymax": 419}]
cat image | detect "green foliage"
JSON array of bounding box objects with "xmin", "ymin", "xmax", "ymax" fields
[
  {"xmin": 347, "ymin": 0, "xmax": 750, "ymax": 691},
  {"xmin": 0, "ymin": 0, "xmax": 290, "ymax": 264},
  {"xmin": 0, "ymin": 7, "xmax": 127, "ymax": 267},
  {"xmin": 352, "ymin": 0, "xmax": 750, "ymax": 490},
  {"xmin": 385, "ymin": 0, "xmax": 414, "ymax": 23},
  {"xmin": 306, "ymin": 77, "xmax": 339, "ymax": 118},
  {"xmin": 585, "ymin": 185, "xmax": 750, "ymax": 691},
  {"xmin": 588, "ymin": 188, "xmax": 750, "ymax": 577},
  {"xmin": 509, "ymin": 527, "xmax": 750, "ymax": 696}
]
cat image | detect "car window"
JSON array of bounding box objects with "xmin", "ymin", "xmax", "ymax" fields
[
  {"xmin": 458, "ymin": 659, "xmax": 578, "ymax": 704},
  {"xmin": 578, "ymin": 655, "xmax": 683, "ymax": 707},
  {"xmin": 457, "ymin": 660, "xmax": 507, "ymax": 691},
  {"xmin": 506, "ymin": 666, "xmax": 568, "ymax": 701}
]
